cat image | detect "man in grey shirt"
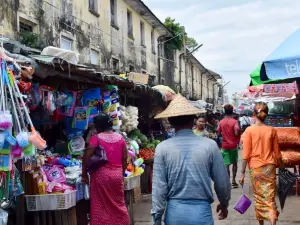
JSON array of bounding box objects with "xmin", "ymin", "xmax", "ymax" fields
[{"xmin": 152, "ymin": 95, "xmax": 231, "ymax": 225}]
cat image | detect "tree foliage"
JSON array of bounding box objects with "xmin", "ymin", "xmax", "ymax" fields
[{"xmin": 164, "ymin": 17, "xmax": 199, "ymax": 52}]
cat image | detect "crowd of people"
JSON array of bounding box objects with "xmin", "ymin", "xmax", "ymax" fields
[
  {"xmin": 82, "ymin": 95, "xmax": 283, "ymax": 225},
  {"xmin": 152, "ymin": 96, "xmax": 283, "ymax": 225}
]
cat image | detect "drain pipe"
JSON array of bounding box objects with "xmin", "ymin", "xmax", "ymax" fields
[
  {"xmin": 200, "ymin": 71, "xmax": 206, "ymax": 100},
  {"xmin": 179, "ymin": 53, "xmax": 184, "ymax": 93}
]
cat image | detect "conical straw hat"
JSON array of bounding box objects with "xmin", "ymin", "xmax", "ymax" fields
[{"xmin": 155, "ymin": 94, "xmax": 206, "ymax": 119}]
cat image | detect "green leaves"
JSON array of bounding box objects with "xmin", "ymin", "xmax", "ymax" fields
[{"xmin": 164, "ymin": 17, "xmax": 198, "ymax": 52}]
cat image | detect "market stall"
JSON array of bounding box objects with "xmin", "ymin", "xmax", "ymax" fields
[{"xmin": 0, "ymin": 45, "xmax": 168, "ymax": 225}]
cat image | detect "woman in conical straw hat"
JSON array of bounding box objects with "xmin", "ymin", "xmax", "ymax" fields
[{"xmin": 152, "ymin": 94, "xmax": 231, "ymax": 225}]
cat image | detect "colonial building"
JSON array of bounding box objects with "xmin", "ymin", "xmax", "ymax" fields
[
  {"xmin": 1, "ymin": 0, "xmax": 171, "ymax": 76},
  {"xmin": 1, "ymin": 0, "xmax": 222, "ymax": 104}
]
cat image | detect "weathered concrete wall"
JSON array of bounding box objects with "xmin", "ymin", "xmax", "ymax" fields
[{"xmin": 2, "ymin": 0, "xmax": 161, "ymax": 76}]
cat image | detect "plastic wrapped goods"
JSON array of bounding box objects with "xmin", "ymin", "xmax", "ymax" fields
[
  {"xmin": 281, "ymin": 150, "xmax": 300, "ymax": 166},
  {"xmin": 275, "ymin": 127, "xmax": 300, "ymax": 148},
  {"xmin": 120, "ymin": 106, "xmax": 139, "ymax": 133}
]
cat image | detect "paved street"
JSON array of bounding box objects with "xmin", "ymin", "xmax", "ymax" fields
[{"xmin": 133, "ymin": 155, "xmax": 300, "ymax": 225}]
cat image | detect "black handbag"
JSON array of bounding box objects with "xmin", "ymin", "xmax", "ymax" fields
[{"xmin": 87, "ymin": 136, "xmax": 108, "ymax": 171}]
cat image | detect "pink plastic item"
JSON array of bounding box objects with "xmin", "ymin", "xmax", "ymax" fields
[
  {"xmin": 11, "ymin": 144, "xmax": 22, "ymax": 158},
  {"xmin": 47, "ymin": 182, "xmax": 73, "ymax": 193},
  {"xmin": 46, "ymin": 166, "xmax": 66, "ymax": 183}
]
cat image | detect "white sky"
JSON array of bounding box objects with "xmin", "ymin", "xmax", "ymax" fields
[{"xmin": 143, "ymin": 0, "xmax": 300, "ymax": 98}]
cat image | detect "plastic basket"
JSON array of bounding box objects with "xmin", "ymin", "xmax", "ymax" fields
[
  {"xmin": 25, "ymin": 191, "xmax": 76, "ymax": 211},
  {"xmin": 124, "ymin": 175, "xmax": 140, "ymax": 191}
]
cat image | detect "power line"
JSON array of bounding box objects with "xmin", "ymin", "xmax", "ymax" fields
[{"xmin": 158, "ymin": 32, "xmax": 183, "ymax": 45}]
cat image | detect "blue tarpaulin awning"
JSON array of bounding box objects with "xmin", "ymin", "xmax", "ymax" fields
[{"xmin": 261, "ymin": 29, "xmax": 300, "ymax": 81}]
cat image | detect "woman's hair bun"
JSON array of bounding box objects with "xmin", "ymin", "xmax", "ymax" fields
[
  {"xmin": 254, "ymin": 102, "xmax": 269, "ymax": 122},
  {"xmin": 94, "ymin": 113, "xmax": 113, "ymax": 131}
]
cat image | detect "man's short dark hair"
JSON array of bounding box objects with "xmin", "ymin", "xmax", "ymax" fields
[
  {"xmin": 224, "ymin": 104, "xmax": 234, "ymax": 115},
  {"xmin": 168, "ymin": 115, "xmax": 195, "ymax": 127}
]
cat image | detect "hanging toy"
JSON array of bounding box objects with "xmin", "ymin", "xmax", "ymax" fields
[
  {"xmin": 4, "ymin": 131, "xmax": 16, "ymax": 146},
  {"xmin": 0, "ymin": 132, "xmax": 5, "ymax": 149},
  {"xmin": 0, "ymin": 61, "xmax": 12, "ymax": 130},
  {"xmin": 127, "ymin": 150, "xmax": 135, "ymax": 159},
  {"xmin": 7, "ymin": 69, "xmax": 28, "ymax": 148},
  {"xmin": 11, "ymin": 144, "xmax": 22, "ymax": 158},
  {"xmin": 16, "ymin": 132, "xmax": 29, "ymax": 148},
  {"xmin": 13, "ymin": 77, "xmax": 47, "ymax": 150},
  {"xmin": 130, "ymin": 140, "xmax": 139, "ymax": 154}
]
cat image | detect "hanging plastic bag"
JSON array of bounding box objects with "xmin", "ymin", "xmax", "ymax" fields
[
  {"xmin": 278, "ymin": 168, "xmax": 298, "ymax": 210},
  {"xmin": 83, "ymin": 88, "xmax": 101, "ymax": 107},
  {"xmin": 73, "ymin": 107, "xmax": 88, "ymax": 130}
]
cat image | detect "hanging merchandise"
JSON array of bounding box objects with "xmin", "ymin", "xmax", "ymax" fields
[
  {"xmin": 87, "ymin": 107, "xmax": 98, "ymax": 124},
  {"xmin": 13, "ymin": 68, "xmax": 47, "ymax": 150},
  {"xmin": 17, "ymin": 81, "xmax": 32, "ymax": 93},
  {"xmin": 0, "ymin": 139, "xmax": 10, "ymax": 155},
  {"xmin": 40, "ymin": 85, "xmax": 56, "ymax": 115},
  {"xmin": 23, "ymin": 142, "xmax": 36, "ymax": 157},
  {"xmin": 0, "ymin": 154, "xmax": 11, "ymax": 171},
  {"xmin": 73, "ymin": 107, "xmax": 88, "ymax": 130},
  {"xmin": 57, "ymin": 90, "xmax": 77, "ymax": 117},
  {"xmin": 102, "ymin": 91, "xmax": 111, "ymax": 114},
  {"xmin": 109, "ymin": 88, "xmax": 121, "ymax": 128},
  {"xmin": 0, "ymin": 60, "xmax": 12, "ymax": 131},
  {"xmin": 56, "ymin": 91, "xmax": 68, "ymax": 107},
  {"xmin": 83, "ymin": 88, "xmax": 101, "ymax": 107},
  {"xmin": 9, "ymin": 165, "xmax": 24, "ymax": 198},
  {"xmin": 27, "ymin": 83, "xmax": 41, "ymax": 111},
  {"xmin": 120, "ymin": 105, "xmax": 139, "ymax": 133},
  {"xmin": 68, "ymin": 136, "xmax": 85, "ymax": 155}
]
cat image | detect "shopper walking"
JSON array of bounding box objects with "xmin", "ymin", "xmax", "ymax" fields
[
  {"xmin": 193, "ymin": 117, "xmax": 209, "ymax": 137},
  {"xmin": 217, "ymin": 104, "xmax": 240, "ymax": 188},
  {"xmin": 239, "ymin": 102, "xmax": 282, "ymax": 225},
  {"xmin": 82, "ymin": 114, "xmax": 129, "ymax": 225},
  {"xmin": 152, "ymin": 95, "xmax": 231, "ymax": 225},
  {"xmin": 239, "ymin": 113, "xmax": 251, "ymax": 133}
]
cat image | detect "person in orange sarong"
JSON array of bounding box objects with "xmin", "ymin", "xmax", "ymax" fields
[{"xmin": 239, "ymin": 102, "xmax": 283, "ymax": 225}]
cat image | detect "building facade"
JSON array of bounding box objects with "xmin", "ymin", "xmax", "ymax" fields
[
  {"xmin": 1, "ymin": 0, "xmax": 171, "ymax": 76},
  {"xmin": 1, "ymin": 0, "xmax": 222, "ymax": 103}
]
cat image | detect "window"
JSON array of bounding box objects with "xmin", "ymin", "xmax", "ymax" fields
[
  {"xmin": 112, "ymin": 58, "xmax": 119, "ymax": 72},
  {"xmin": 89, "ymin": 0, "xmax": 99, "ymax": 16},
  {"xmin": 19, "ymin": 21, "xmax": 33, "ymax": 33},
  {"xmin": 110, "ymin": 0, "xmax": 117, "ymax": 27},
  {"xmin": 129, "ymin": 65, "xmax": 134, "ymax": 72},
  {"xmin": 151, "ymin": 30, "xmax": 155, "ymax": 53},
  {"xmin": 90, "ymin": 49, "xmax": 99, "ymax": 65},
  {"xmin": 60, "ymin": 36, "xmax": 73, "ymax": 50},
  {"xmin": 127, "ymin": 10, "xmax": 133, "ymax": 38},
  {"xmin": 140, "ymin": 21, "xmax": 145, "ymax": 46}
]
